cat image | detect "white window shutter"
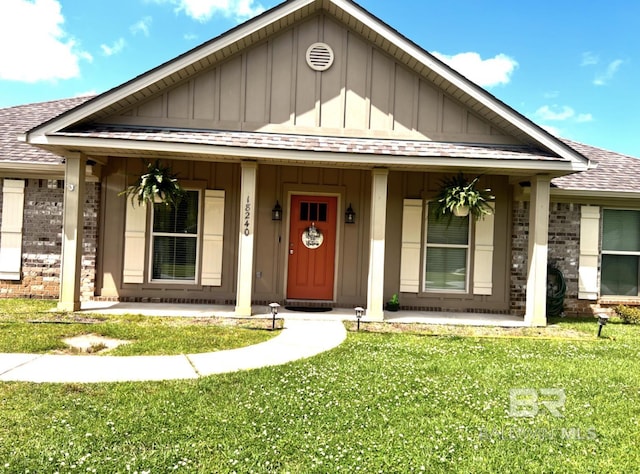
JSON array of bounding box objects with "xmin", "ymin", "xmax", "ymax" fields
[
  {"xmin": 579, "ymin": 206, "xmax": 600, "ymax": 300},
  {"xmin": 122, "ymin": 203, "xmax": 147, "ymax": 283},
  {"xmin": 473, "ymin": 206, "xmax": 495, "ymax": 295},
  {"xmin": 201, "ymin": 190, "xmax": 225, "ymax": 286},
  {"xmin": 400, "ymin": 199, "xmax": 423, "ymax": 292},
  {"xmin": 0, "ymin": 179, "xmax": 25, "ymax": 280}
]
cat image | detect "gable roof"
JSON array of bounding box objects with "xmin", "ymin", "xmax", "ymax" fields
[
  {"xmin": 552, "ymin": 139, "xmax": 640, "ymax": 195},
  {"xmin": 0, "ymin": 96, "xmax": 93, "ymax": 175},
  {"xmin": 23, "ymin": 0, "xmax": 589, "ymax": 173}
]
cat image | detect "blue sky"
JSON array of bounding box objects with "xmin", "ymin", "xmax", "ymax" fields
[{"xmin": 1, "ymin": 0, "xmax": 638, "ymax": 156}]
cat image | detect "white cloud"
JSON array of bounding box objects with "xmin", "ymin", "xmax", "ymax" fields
[
  {"xmin": 131, "ymin": 16, "xmax": 152, "ymax": 36},
  {"xmin": 534, "ymin": 105, "xmax": 594, "ymax": 124},
  {"xmin": 101, "ymin": 38, "xmax": 126, "ymax": 56},
  {"xmin": 594, "ymin": 59, "xmax": 624, "ymax": 85},
  {"xmin": 543, "ymin": 91, "xmax": 559, "ymax": 99},
  {"xmin": 153, "ymin": 0, "xmax": 265, "ymax": 22},
  {"xmin": 0, "ymin": 0, "xmax": 91, "ymax": 83},
  {"xmin": 184, "ymin": 33, "xmax": 198, "ymax": 41},
  {"xmin": 535, "ymin": 105, "xmax": 575, "ymax": 121},
  {"xmin": 432, "ymin": 51, "xmax": 518, "ymax": 87},
  {"xmin": 74, "ymin": 89, "xmax": 97, "ymax": 98},
  {"xmin": 581, "ymin": 51, "xmax": 599, "ymax": 66},
  {"xmin": 540, "ymin": 124, "xmax": 562, "ymax": 137},
  {"xmin": 576, "ymin": 113, "xmax": 594, "ymax": 123}
]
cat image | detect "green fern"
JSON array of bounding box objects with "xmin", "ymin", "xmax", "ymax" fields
[
  {"xmin": 434, "ymin": 173, "xmax": 495, "ymax": 222},
  {"xmin": 119, "ymin": 160, "xmax": 185, "ymax": 208}
]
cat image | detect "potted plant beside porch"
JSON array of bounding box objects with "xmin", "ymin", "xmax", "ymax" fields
[{"xmin": 385, "ymin": 293, "xmax": 400, "ymax": 312}]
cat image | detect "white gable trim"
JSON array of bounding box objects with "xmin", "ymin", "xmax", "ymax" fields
[
  {"xmin": 26, "ymin": 0, "xmax": 316, "ymax": 139},
  {"xmin": 24, "ymin": 0, "xmax": 589, "ymax": 171},
  {"xmin": 335, "ymin": 0, "xmax": 588, "ymax": 169}
]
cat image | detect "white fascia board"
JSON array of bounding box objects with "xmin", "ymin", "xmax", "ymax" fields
[
  {"xmin": 38, "ymin": 135, "xmax": 584, "ymax": 173},
  {"xmin": 26, "ymin": 0, "xmax": 315, "ymax": 139},
  {"xmin": 0, "ymin": 163, "xmax": 64, "ymax": 179},
  {"xmin": 550, "ymin": 188, "xmax": 640, "ymax": 200},
  {"xmin": 333, "ymin": 0, "xmax": 588, "ymax": 167}
]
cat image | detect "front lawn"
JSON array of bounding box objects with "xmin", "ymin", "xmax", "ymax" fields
[
  {"xmin": 0, "ymin": 311, "xmax": 638, "ymax": 472},
  {"xmin": 0, "ymin": 299, "xmax": 278, "ymax": 355}
]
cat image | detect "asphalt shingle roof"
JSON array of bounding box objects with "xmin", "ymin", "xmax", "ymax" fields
[
  {"xmin": 3, "ymin": 97, "xmax": 639, "ymax": 196},
  {"xmin": 553, "ymin": 139, "xmax": 640, "ymax": 193},
  {"xmin": 55, "ymin": 125, "xmax": 558, "ymax": 162},
  {"xmin": 0, "ymin": 96, "xmax": 93, "ymax": 165}
]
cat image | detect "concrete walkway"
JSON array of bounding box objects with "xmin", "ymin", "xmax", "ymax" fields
[
  {"xmin": 0, "ymin": 301, "xmax": 527, "ymax": 384},
  {"xmin": 0, "ymin": 319, "xmax": 346, "ymax": 384}
]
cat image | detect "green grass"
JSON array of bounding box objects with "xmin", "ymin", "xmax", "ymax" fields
[
  {"xmin": 0, "ymin": 307, "xmax": 638, "ymax": 472},
  {"xmin": 0, "ymin": 299, "xmax": 278, "ymax": 355}
]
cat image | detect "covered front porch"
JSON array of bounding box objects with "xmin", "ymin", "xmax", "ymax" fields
[{"xmin": 54, "ymin": 152, "xmax": 555, "ymax": 326}]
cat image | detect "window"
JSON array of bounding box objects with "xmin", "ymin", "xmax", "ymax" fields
[
  {"xmin": 151, "ymin": 190, "xmax": 200, "ymax": 281},
  {"xmin": 424, "ymin": 204, "xmax": 470, "ymax": 292},
  {"xmin": 299, "ymin": 201, "xmax": 328, "ymax": 222},
  {"xmin": 601, "ymin": 209, "xmax": 640, "ymax": 296}
]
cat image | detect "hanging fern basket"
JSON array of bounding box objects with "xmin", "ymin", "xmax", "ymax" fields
[
  {"xmin": 119, "ymin": 160, "xmax": 185, "ymax": 208},
  {"xmin": 434, "ymin": 173, "xmax": 494, "ymax": 222},
  {"xmin": 453, "ymin": 205, "xmax": 470, "ymax": 217}
]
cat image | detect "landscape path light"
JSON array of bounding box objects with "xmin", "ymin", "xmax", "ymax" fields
[
  {"xmin": 269, "ymin": 302, "xmax": 280, "ymax": 330},
  {"xmin": 597, "ymin": 314, "xmax": 609, "ymax": 337},
  {"xmin": 355, "ymin": 306, "xmax": 364, "ymax": 331}
]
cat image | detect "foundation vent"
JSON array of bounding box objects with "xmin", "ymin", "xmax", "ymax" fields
[{"xmin": 306, "ymin": 43, "xmax": 334, "ymax": 71}]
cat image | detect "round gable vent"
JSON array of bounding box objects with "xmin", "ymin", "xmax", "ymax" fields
[{"xmin": 306, "ymin": 42, "xmax": 334, "ymax": 71}]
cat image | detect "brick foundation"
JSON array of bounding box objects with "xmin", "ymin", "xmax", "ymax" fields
[{"xmin": 0, "ymin": 178, "xmax": 100, "ymax": 300}]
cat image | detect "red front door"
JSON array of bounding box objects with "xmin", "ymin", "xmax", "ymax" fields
[{"xmin": 287, "ymin": 195, "xmax": 337, "ymax": 300}]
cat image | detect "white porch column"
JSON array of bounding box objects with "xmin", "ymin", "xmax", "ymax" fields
[
  {"xmin": 58, "ymin": 153, "xmax": 87, "ymax": 312},
  {"xmin": 235, "ymin": 162, "xmax": 258, "ymax": 316},
  {"xmin": 525, "ymin": 175, "xmax": 551, "ymax": 326},
  {"xmin": 366, "ymin": 169, "xmax": 389, "ymax": 321}
]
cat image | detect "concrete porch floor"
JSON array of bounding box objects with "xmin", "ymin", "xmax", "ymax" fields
[{"xmin": 78, "ymin": 302, "xmax": 528, "ymax": 327}]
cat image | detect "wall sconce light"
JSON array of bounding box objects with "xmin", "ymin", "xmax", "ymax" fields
[
  {"xmin": 345, "ymin": 203, "xmax": 356, "ymax": 224},
  {"xmin": 597, "ymin": 313, "xmax": 609, "ymax": 337},
  {"xmin": 355, "ymin": 306, "xmax": 364, "ymax": 331},
  {"xmin": 269, "ymin": 302, "xmax": 280, "ymax": 330},
  {"xmin": 272, "ymin": 201, "xmax": 282, "ymax": 221}
]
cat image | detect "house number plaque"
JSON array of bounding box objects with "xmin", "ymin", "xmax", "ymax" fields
[
  {"xmin": 243, "ymin": 196, "xmax": 251, "ymax": 236},
  {"xmin": 302, "ymin": 223, "xmax": 323, "ymax": 249}
]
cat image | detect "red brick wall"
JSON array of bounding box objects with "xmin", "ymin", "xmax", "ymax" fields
[{"xmin": 0, "ymin": 178, "xmax": 100, "ymax": 300}]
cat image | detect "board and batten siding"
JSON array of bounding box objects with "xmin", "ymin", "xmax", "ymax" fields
[{"xmin": 104, "ymin": 14, "xmax": 516, "ymax": 145}]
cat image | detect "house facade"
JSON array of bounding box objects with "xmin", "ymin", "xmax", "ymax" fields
[{"xmin": 1, "ymin": 0, "xmax": 635, "ymax": 325}]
